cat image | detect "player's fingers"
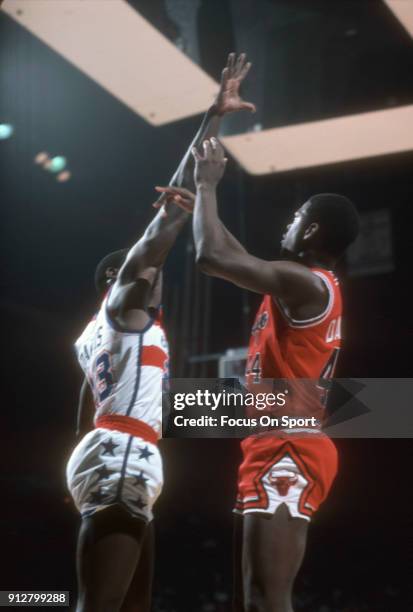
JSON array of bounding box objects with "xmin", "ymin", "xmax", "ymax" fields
[
  {"xmin": 235, "ymin": 53, "xmax": 246, "ymax": 76},
  {"xmin": 175, "ymin": 186, "xmax": 195, "ymax": 199},
  {"xmin": 209, "ymin": 137, "xmax": 219, "ymax": 159},
  {"xmin": 181, "ymin": 189, "xmax": 195, "ymax": 202},
  {"xmin": 239, "ymin": 61, "xmax": 252, "ymax": 80},
  {"xmin": 240, "ymin": 100, "xmax": 256, "ymax": 113},
  {"xmin": 152, "ymin": 191, "xmax": 168, "ymax": 208},
  {"xmin": 153, "ymin": 197, "xmax": 174, "ymax": 210},
  {"xmin": 211, "ymin": 137, "xmax": 225, "ymax": 160},
  {"xmin": 177, "ymin": 195, "xmax": 195, "ymax": 206},
  {"xmin": 154, "ymin": 189, "xmax": 175, "ymax": 203},
  {"xmin": 220, "ymin": 66, "xmax": 229, "ymax": 88},
  {"xmin": 155, "ymin": 185, "xmax": 179, "ymax": 195},
  {"xmin": 174, "ymin": 196, "xmax": 193, "ymax": 213},
  {"xmin": 210, "ymin": 137, "xmax": 220, "ymax": 161},
  {"xmin": 155, "ymin": 202, "xmax": 168, "ymax": 217},
  {"xmin": 172, "ymin": 194, "xmax": 192, "ymax": 208},
  {"xmin": 156, "ymin": 185, "xmax": 194, "ymax": 199},
  {"xmin": 227, "ymin": 52, "xmax": 236, "ymax": 74},
  {"xmin": 174, "ymin": 195, "xmax": 190, "ymax": 205},
  {"xmin": 192, "ymin": 146, "xmax": 203, "ymax": 162},
  {"xmin": 203, "ymin": 139, "xmax": 212, "ymax": 159}
]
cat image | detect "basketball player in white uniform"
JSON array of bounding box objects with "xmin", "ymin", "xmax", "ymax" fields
[{"xmin": 66, "ymin": 53, "xmax": 255, "ymax": 612}]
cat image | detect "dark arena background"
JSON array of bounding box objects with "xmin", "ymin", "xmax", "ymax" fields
[{"xmin": 1, "ymin": 1, "xmax": 413, "ymax": 610}]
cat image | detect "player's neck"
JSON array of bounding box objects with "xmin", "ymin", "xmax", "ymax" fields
[
  {"xmin": 292, "ymin": 250, "xmax": 336, "ymax": 270},
  {"xmin": 308, "ymin": 252, "xmax": 336, "ymax": 270}
]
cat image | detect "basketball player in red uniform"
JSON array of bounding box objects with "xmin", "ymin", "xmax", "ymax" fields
[
  {"xmin": 162, "ymin": 138, "xmax": 359, "ymax": 612},
  {"xmin": 68, "ymin": 55, "xmax": 255, "ymax": 612}
]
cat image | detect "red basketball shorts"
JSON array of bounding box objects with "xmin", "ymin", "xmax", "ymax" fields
[{"xmin": 234, "ymin": 433, "xmax": 338, "ymax": 521}]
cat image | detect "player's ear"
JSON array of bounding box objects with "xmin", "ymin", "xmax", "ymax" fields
[
  {"xmin": 303, "ymin": 222, "xmax": 319, "ymax": 241},
  {"xmin": 105, "ymin": 266, "xmax": 118, "ymax": 281}
]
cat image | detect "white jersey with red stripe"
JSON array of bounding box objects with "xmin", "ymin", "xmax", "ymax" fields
[{"xmin": 74, "ymin": 294, "xmax": 169, "ymax": 437}]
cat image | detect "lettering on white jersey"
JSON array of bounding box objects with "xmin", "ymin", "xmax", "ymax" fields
[{"xmin": 77, "ymin": 323, "xmax": 104, "ymax": 370}]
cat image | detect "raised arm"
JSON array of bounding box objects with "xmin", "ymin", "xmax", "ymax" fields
[
  {"xmin": 116, "ymin": 53, "xmax": 255, "ymax": 285},
  {"xmin": 168, "ymin": 52, "xmax": 255, "ymax": 193},
  {"xmin": 191, "ymin": 138, "xmax": 327, "ymax": 316}
]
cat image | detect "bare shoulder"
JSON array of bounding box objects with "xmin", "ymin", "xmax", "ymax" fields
[
  {"xmin": 271, "ymin": 260, "xmax": 329, "ymax": 316},
  {"xmin": 272, "ymin": 260, "xmax": 326, "ymax": 290}
]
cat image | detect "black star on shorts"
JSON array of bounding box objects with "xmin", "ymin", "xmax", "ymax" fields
[
  {"xmin": 133, "ymin": 497, "xmax": 146, "ymax": 511},
  {"xmin": 138, "ymin": 446, "xmax": 154, "ymax": 461},
  {"xmin": 101, "ymin": 438, "xmax": 119, "ymax": 456},
  {"xmin": 134, "ymin": 471, "xmax": 149, "ymax": 487},
  {"xmin": 96, "ymin": 465, "xmax": 112, "ymax": 480},
  {"xmin": 89, "ymin": 488, "xmax": 109, "ymax": 504}
]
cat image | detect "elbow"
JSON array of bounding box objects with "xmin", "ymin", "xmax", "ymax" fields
[{"xmin": 195, "ymin": 248, "xmax": 222, "ymax": 275}]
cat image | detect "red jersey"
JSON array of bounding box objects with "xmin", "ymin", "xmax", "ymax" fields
[
  {"xmin": 245, "ymin": 268, "xmax": 342, "ymax": 425},
  {"xmin": 236, "ymin": 268, "xmax": 342, "ymax": 519}
]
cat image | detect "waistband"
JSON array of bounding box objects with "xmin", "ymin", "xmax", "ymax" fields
[{"xmin": 95, "ymin": 414, "xmax": 159, "ymax": 445}]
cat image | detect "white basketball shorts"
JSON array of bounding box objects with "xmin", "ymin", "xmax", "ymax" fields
[{"xmin": 66, "ymin": 428, "xmax": 163, "ymax": 523}]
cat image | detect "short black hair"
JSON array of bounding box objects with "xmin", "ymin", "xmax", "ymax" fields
[
  {"xmin": 94, "ymin": 248, "xmax": 129, "ymax": 295},
  {"xmin": 307, "ymin": 193, "xmax": 360, "ymax": 257}
]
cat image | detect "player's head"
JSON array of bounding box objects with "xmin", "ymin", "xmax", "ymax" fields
[
  {"xmin": 281, "ymin": 193, "xmax": 360, "ymax": 262},
  {"xmin": 94, "ymin": 248, "xmax": 129, "ymax": 296}
]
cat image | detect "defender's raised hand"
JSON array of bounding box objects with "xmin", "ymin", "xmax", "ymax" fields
[
  {"xmin": 215, "ymin": 52, "xmax": 256, "ymax": 116},
  {"xmin": 192, "ymin": 138, "xmax": 228, "ymax": 187}
]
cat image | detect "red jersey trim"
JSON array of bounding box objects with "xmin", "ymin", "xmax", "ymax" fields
[
  {"xmin": 274, "ymin": 270, "xmax": 335, "ymax": 329},
  {"xmin": 141, "ymin": 345, "xmax": 167, "ymax": 369},
  {"xmin": 95, "ymin": 414, "xmax": 159, "ymax": 444}
]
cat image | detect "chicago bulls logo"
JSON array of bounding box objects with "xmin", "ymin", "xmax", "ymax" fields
[
  {"xmin": 251, "ymin": 311, "xmax": 268, "ymax": 335},
  {"xmin": 268, "ymin": 474, "xmax": 298, "ymax": 496}
]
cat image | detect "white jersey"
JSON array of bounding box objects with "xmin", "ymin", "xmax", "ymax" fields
[{"xmin": 74, "ymin": 294, "xmax": 169, "ymax": 436}]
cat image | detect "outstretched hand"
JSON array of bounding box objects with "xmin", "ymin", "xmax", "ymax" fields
[
  {"xmin": 151, "ymin": 52, "xmax": 253, "ymax": 216},
  {"xmin": 192, "ymin": 137, "xmax": 227, "ymax": 187},
  {"xmin": 215, "ymin": 52, "xmax": 256, "ymax": 116}
]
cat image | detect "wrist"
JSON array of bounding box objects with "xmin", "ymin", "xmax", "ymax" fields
[
  {"xmin": 209, "ymin": 103, "xmax": 224, "ymax": 117},
  {"xmin": 196, "ymin": 181, "xmax": 217, "ymax": 192}
]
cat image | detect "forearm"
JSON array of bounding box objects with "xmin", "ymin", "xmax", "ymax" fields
[
  {"xmin": 141, "ymin": 203, "xmax": 189, "ymax": 267},
  {"xmin": 193, "ymin": 184, "xmax": 246, "ymax": 269},
  {"xmin": 122, "ymin": 203, "xmax": 189, "ymax": 276},
  {"xmin": 221, "ymin": 222, "xmax": 247, "ymax": 254},
  {"xmin": 171, "ymin": 105, "xmax": 221, "ymax": 191}
]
